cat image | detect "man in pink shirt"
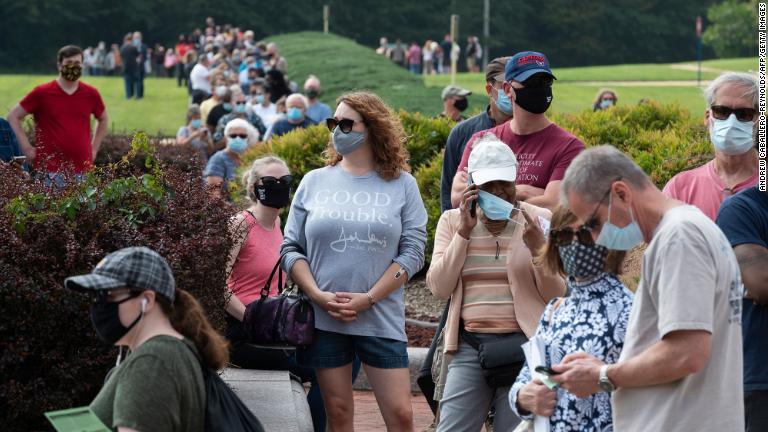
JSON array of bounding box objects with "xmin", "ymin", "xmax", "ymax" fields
[
  {"xmin": 451, "ymin": 51, "xmax": 585, "ymax": 211},
  {"xmin": 663, "ymin": 72, "xmax": 759, "ymax": 220}
]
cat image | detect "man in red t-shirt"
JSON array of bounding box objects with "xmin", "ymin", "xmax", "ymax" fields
[
  {"xmin": 9, "ymin": 45, "xmax": 109, "ymax": 175},
  {"xmin": 451, "ymin": 51, "xmax": 584, "ymax": 211}
]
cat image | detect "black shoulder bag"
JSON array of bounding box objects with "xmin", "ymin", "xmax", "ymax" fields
[{"xmin": 460, "ymin": 322, "xmax": 528, "ymax": 388}]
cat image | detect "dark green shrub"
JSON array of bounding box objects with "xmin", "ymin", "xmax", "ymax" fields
[{"xmin": 0, "ymin": 134, "xmax": 232, "ymax": 431}]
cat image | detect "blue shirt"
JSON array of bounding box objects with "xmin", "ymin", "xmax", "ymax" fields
[
  {"xmin": 269, "ymin": 118, "xmax": 316, "ymax": 139},
  {"xmin": 440, "ymin": 107, "xmax": 495, "ymax": 212},
  {"xmin": 510, "ymin": 274, "xmax": 634, "ymax": 431},
  {"xmin": 0, "ymin": 117, "xmax": 22, "ymax": 162},
  {"xmin": 203, "ymin": 150, "xmax": 238, "ymax": 196},
  {"xmin": 281, "ymin": 165, "xmax": 428, "ymax": 341},
  {"xmin": 306, "ymin": 101, "xmax": 333, "ymax": 124},
  {"xmin": 717, "ymin": 186, "xmax": 768, "ymax": 391}
]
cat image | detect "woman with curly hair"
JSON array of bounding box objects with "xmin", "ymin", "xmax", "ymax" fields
[{"xmin": 281, "ymin": 91, "xmax": 428, "ymax": 431}]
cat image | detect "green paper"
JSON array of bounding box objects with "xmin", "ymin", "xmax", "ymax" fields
[
  {"xmin": 542, "ymin": 376, "xmax": 559, "ymax": 390},
  {"xmin": 45, "ymin": 406, "xmax": 110, "ymax": 432}
]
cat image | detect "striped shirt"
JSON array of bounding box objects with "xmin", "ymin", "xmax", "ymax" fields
[{"xmin": 460, "ymin": 222, "xmax": 520, "ymax": 333}]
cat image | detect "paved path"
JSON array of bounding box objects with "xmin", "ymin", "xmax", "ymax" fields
[{"xmin": 353, "ymin": 391, "xmax": 434, "ymax": 432}]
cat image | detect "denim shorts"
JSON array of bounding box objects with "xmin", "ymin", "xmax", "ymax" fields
[{"xmin": 299, "ymin": 329, "xmax": 409, "ymax": 369}]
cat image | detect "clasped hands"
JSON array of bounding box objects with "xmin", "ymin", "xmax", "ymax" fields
[{"xmin": 314, "ymin": 291, "xmax": 371, "ymax": 322}]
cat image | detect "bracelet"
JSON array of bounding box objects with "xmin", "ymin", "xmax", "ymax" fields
[{"xmin": 366, "ymin": 292, "xmax": 376, "ymax": 307}]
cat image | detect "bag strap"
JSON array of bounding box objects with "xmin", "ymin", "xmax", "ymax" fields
[{"xmin": 260, "ymin": 259, "xmax": 284, "ymax": 298}]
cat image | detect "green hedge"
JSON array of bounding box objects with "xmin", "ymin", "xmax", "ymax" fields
[{"xmin": 238, "ymin": 103, "xmax": 712, "ymax": 269}]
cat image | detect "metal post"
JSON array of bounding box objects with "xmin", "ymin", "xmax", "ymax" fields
[
  {"xmin": 696, "ymin": 15, "xmax": 703, "ymax": 86},
  {"xmin": 483, "ymin": 0, "xmax": 490, "ymax": 71},
  {"xmin": 450, "ymin": 14, "xmax": 459, "ymax": 86},
  {"xmin": 323, "ymin": 5, "xmax": 330, "ymax": 34}
]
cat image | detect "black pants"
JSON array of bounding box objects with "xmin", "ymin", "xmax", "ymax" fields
[{"xmin": 746, "ymin": 390, "xmax": 768, "ymax": 432}]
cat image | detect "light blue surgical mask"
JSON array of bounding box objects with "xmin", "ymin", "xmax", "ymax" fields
[
  {"xmin": 235, "ymin": 103, "xmax": 246, "ymax": 113},
  {"xmin": 222, "ymin": 102, "xmax": 232, "ymax": 111},
  {"xmin": 190, "ymin": 119, "xmax": 202, "ymax": 128},
  {"xmin": 710, "ymin": 113, "xmax": 754, "ymax": 155},
  {"xmin": 255, "ymin": 95, "xmax": 265, "ymax": 104},
  {"xmin": 600, "ymin": 99, "xmax": 614, "ymax": 109},
  {"xmin": 332, "ymin": 128, "xmax": 366, "ymax": 155},
  {"xmin": 495, "ymin": 87, "xmax": 513, "ymax": 115},
  {"xmin": 595, "ymin": 193, "xmax": 644, "ymax": 251},
  {"xmin": 227, "ymin": 137, "xmax": 248, "ymax": 154},
  {"xmin": 477, "ymin": 190, "xmax": 521, "ymax": 221},
  {"xmin": 287, "ymin": 107, "xmax": 303, "ymax": 122}
]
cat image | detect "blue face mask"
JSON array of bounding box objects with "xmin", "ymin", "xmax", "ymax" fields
[
  {"xmin": 190, "ymin": 119, "xmax": 201, "ymax": 128},
  {"xmin": 595, "ymin": 193, "xmax": 644, "ymax": 251},
  {"xmin": 287, "ymin": 107, "xmax": 303, "ymax": 122},
  {"xmin": 255, "ymin": 95, "xmax": 265, "ymax": 104},
  {"xmin": 600, "ymin": 99, "xmax": 614, "ymax": 109},
  {"xmin": 227, "ymin": 137, "xmax": 248, "ymax": 154},
  {"xmin": 222, "ymin": 103, "xmax": 232, "ymax": 111},
  {"xmin": 477, "ymin": 190, "xmax": 519, "ymax": 221},
  {"xmin": 235, "ymin": 103, "xmax": 246, "ymax": 113},
  {"xmin": 495, "ymin": 87, "xmax": 513, "ymax": 115}
]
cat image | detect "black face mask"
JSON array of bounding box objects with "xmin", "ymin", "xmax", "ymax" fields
[
  {"xmin": 256, "ymin": 184, "xmax": 291, "ymax": 209},
  {"xmin": 514, "ymin": 86, "xmax": 553, "ymax": 114},
  {"xmin": 454, "ymin": 98, "xmax": 468, "ymax": 112},
  {"xmin": 306, "ymin": 89, "xmax": 320, "ymax": 99},
  {"xmin": 90, "ymin": 292, "xmax": 143, "ymax": 345}
]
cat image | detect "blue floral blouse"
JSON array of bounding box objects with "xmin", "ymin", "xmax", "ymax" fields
[{"xmin": 509, "ymin": 273, "xmax": 634, "ymax": 432}]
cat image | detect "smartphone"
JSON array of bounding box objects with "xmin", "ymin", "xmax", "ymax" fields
[
  {"xmin": 467, "ymin": 173, "xmax": 477, "ymax": 218},
  {"xmin": 535, "ymin": 365, "xmax": 561, "ymax": 376},
  {"xmin": 12, "ymin": 155, "xmax": 26, "ymax": 165}
]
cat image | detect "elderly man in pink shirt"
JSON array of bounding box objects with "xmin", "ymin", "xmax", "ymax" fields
[{"xmin": 663, "ymin": 72, "xmax": 759, "ymax": 220}]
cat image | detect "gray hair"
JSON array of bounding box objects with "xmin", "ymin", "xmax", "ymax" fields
[
  {"xmin": 286, "ymin": 93, "xmax": 308, "ymax": 109},
  {"xmin": 560, "ymin": 145, "xmax": 652, "ymax": 206},
  {"xmin": 704, "ymin": 72, "xmax": 759, "ymax": 110},
  {"xmin": 241, "ymin": 155, "xmax": 289, "ymax": 202},
  {"xmin": 186, "ymin": 104, "xmax": 201, "ymax": 123},
  {"xmin": 224, "ymin": 118, "xmax": 258, "ymax": 145}
]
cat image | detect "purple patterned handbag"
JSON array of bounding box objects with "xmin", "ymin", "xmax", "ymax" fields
[{"xmin": 243, "ymin": 259, "xmax": 315, "ymax": 347}]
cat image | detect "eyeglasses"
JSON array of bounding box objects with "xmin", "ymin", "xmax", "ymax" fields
[
  {"xmin": 326, "ymin": 117, "xmax": 361, "ymax": 134},
  {"xmin": 228, "ymin": 133, "xmax": 248, "ymax": 139},
  {"xmin": 710, "ymin": 105, "xmax": 758, "ymax": 122},
  {"xmin": 260, "ymin": 175, "xmax": 293, "ymax": 186},
  {"xmin": 550, "ymin": 226, "xmax": 595, "ymax": 246},
  {"xmin": 583, "ymin": 177, "xmax": 621, "ymax": 232}
]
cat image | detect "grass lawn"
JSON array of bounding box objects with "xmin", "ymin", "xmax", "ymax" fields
[
  {"xmin": 0, "ymin": 30, "xmax": 757, "ymax": 134},
  {"xmin": 0, "ymin": 75, "xmax": 188, "ymax": 136}
]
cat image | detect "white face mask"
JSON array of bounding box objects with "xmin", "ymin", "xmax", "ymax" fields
[{"xmin": 710, "ymin": 113, "xmax": 755, "ymax": 156}]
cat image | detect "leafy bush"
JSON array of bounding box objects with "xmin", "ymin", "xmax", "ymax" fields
[
  {"xmin": 413, "ymin": 151, "xmax": 444, "ymax": 269},
  {"xmin": 0, "ymin": 134, "xmax": 232, "ymax": 431},
  {"xmin": 94, "ymin": 134, "xmax": 205, "ymax": 174}
]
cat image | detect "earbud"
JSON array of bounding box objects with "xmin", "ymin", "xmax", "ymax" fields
[{"xmin": 141, "ymin": 297, "xmax": 148, "ymax": 313}]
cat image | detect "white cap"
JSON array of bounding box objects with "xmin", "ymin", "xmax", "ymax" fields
[{"xmin": 468, "ymin": 134, "xmax": 518, "ymax": 186}]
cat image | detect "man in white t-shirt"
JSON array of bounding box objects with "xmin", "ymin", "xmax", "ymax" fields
[
  {"xmin": 190, "ymin": 56, "xmax": 212, "ymax": 95},
  {"xmin": 551, "ymin": 145, "xmax": 744, "ymax": 432},
  {"xmin": 248, "ymin": 82, "xmax": 279, "ymax": 129}
]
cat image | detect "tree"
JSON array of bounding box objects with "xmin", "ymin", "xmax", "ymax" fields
[{"xmin": 703, "ymin": 0, "xmax": 759, "ymax": 58}]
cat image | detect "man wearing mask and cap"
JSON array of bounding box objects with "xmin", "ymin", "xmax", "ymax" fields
[
  {"xmin": 440, "ymin": 85, "xmax": 472, "ymax": 122},
  {"xmin": 663, "ymin": 72, "xmax": 759, "ymax": 220},
  {"xmin": 451, "ymin": 51, "xmax": 585, "ymax": 211},
  {"xmin": 440, "ymin": 57, "xmax": 513, "ymax": 213},
  {"xmin": 8, "ymin": 45, "xmax": 109, "ymax": 185},
  {"xmin": 303, "ymin": 75, "xmax": 333, "ymax": 124}
]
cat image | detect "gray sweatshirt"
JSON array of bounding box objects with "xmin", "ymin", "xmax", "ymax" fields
[{"xmin": 281, "ymin": 165, "xmax": 428, "ymax": 341}]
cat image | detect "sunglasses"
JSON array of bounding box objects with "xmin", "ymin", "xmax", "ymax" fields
[
  {"xmin": 710, "ymin": 105, "xmax": 758, "ymax": 122},
  {"xmin": 550, "ymin": 226, "xmax": 595, "ymax": 246},
  {"xmin": 260, "ymin": 175, "xmax": 293, "ymax": 186},
  {"xmin": 582, "ymin": 177, "xmax": 622, "ymax": 233},
  {"xmin": 228, "ymin": 133, "xmax": 248, "ymax": 139},
  {"xmin": 326, "ymin": 117, "xmax": 361, "ymax": 134}
]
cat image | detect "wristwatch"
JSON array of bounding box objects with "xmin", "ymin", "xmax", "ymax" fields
[{"xmin": 598, "ymin": 365, "xmax": 616, "ymax": 392}]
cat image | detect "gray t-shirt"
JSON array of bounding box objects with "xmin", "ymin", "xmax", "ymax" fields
[
  {"xmin": 281, "ymin": 165, "xmax": 428, "ymax": 341},
  {"xmin": 613, "ymin": 205, "xmax": 744, "ymax": 431}
]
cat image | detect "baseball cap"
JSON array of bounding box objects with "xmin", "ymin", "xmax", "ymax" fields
[
  {"xmin": 442, "ymin": 85, "xmax": 472, "ymax": 100},
  {"xmin": 504, "ymin": 51, "xmax": 556, "ymax": 83},
  {"xmin": 468, "ymin": 134, "xmax": 518, "ymax": 186},
  {"xmin": 485, "ymin": 56, "xmax": 511, "ymax": 83},
  {"xmin": 65, "ymin": 247, "xmax": 176, "ymax": 302}
]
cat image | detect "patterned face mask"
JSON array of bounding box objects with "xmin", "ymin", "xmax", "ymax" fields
[
  {"xmin": 61, "ymin": 64, "xmax": 82, "ymax": 81},
  {"xmin": 558, "ymin": 239, "xmax": 608, "ymax": 279}
]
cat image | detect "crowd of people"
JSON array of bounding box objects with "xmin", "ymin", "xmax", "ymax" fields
[
  {"xmin": 0, "ymin": 16, "xmax": 765, "ymax": 432},
  {"xmin": 377, "ymin": 35, "xmax": 484, "ymax": 75}
]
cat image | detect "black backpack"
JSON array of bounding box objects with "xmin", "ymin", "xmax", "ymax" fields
[{"xmin": 186, "ymin": 344, "xmax": 266, "ymax": 432}]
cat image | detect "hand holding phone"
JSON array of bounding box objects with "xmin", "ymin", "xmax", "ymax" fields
[
  {"xmin": 468, "ymin": 173, "xmax": 477, "ymax": 218},
  {"xmin": 535, "ymin": 365, "xmax": 561, "ymax": 376},
  {"xmin": 12, "ymin": 156, "xmax": 26, "ymax": 166}
]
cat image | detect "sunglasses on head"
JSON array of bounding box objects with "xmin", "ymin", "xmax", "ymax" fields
[
  {"xmin": 228, "ymin": 133, "xmax": 248, "ymax": 139},
  {"xmin": 550, "ymin": 226, "xmax": 595, "ymax": 246},
  {"xmin": 710, "ymin": 105, "xmax": 758, "ymax": 122},
  {"xmin": 260, "ymin": 175, "xmax": 293, "ymax": 186},
  {"xmin": 326, "ymin": 117, "xmax": 361, "ymax": 134}
]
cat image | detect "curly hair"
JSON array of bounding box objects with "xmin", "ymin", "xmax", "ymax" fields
[{"xmin": 325, "ymin": 91, "xmax": 410, "ymax": 180}]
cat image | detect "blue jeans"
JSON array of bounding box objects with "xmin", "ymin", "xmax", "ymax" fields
[
  {"xmin": 299, "ymin": 329, "xmax": 409, "ymax": 369},
  {"xmin": 409, "ymin": 64, "xmax": 420, "ymax": 74},
  {"xmin": 123, "ymin": 73, "xmax": 143, "ymax": 99}
]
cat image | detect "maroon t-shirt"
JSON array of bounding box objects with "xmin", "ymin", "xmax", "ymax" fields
[
  {"xmin": 20, "ymin": 80, "xmax": 105, "ymax": 173},
  {"xmin": 457, "ymin": 122, "xmax": 585, "ymax": 188}
]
